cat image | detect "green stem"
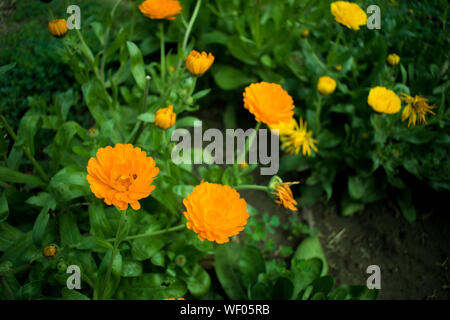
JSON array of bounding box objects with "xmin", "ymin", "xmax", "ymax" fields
[
  {"xmin": 237, "ymin": 121, "xmax": 261, "ymax": 164},
  {"xmin": 315, "ymin": 95, "xmax": 322, "ymax": 133},
  {"xmin": 129, "ymin": 75, "xmax": 151, "ymax": 144},
  {"xmin": 160, "ymin": 22, "xmax": 166, "ymax": 86},
  {"xmin": 182, "ymin": 0, "xmax": 202, "ymax": 52},
  {"xmin": 99, "ymin": 211, "xmax": 126, "ymax": 300},
  {"xmin": 107, "ymin": 224, "xmax": 184, "ymax": 242},
  {"xmin": 0, "ymin": 115, "xmax": 49, "ymax": 183},
  {"xmin": 233, "ymin": 185, "xmax": 269, "ymax": 192}
]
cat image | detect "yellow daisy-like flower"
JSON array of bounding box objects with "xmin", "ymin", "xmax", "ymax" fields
[
  {"xmin": 48, "ymin": 19, "xmax": 68, "ymax": 38},
  {"xmin": 317, "ymin": 76, "xmax": 337, "ymax": 95},
  {"xmin": 155, "ymin": 105, "xmax": 176, "ymax": 130},
  {"xmin": 400, "ymin": 93, "xmax": 435, "ymax": 127},
  {"xmin": 387, "ymin": 54, "xmax": 400, "ymax": 66},
  {"xmin": 138, "ymin": 0, "xmax": 182, "ymax": 20},
  {"xmin": 331, "ymin": 1, "xmax": 367, "ymax": 31},
  {"xmin": 367, "ymin": 87, "xmax": 401, "ymax": 114},
  {"xmin": 243, "ymin": 82, "xmax": 295, "ymax": 126},
  {"xmin": 281, "ymin": 117, "xmax": 318, "ymax": 156},
  {"xmin": 183, "ymin": 182, "xmax": 249, "ymax": 244},
  {"xmin": 86, "ymin": 144, "xmax": 160, "ymax": 211},
  {"xmin": 185, "ymin": 50, "xmax": 215, "ymax": 76}
]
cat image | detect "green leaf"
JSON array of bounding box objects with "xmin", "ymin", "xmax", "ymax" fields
[
  {"xmin": 49, "ymin": 166, "xmax": 90, "ymax": 201},
  {"xmin": 396, "ymin": 189, "xmax": 416, "ymax": 223},
  {"xmin": 32, "ymin": 206, "xmax": 50, "ymax": 246},
  {"xmin": 61, "ymin": 288, "xmax": 90, "ymax": 300},
  {"xmin": 238, "ymin": 245, "xmax": 266, "ymax": 289},
  {"xmin": 175, "ymin": 117, "xmax": 202, "ymax": 128},
  {"xmin": 97, "ymin": 250, "xmax": 122, "ymax": 299},
  {"xmin": 116, "ymin": 273, "xmax": 187, "ymax": 300},
  {"xmin": 172, "ymin": 185, "xmax": 194, "ymax": 198},
  {"xmin": 250, "ymin": 282, "xmax": 272, "ymax": 300},
  {"xmin": 88, "ymin": 204, "xmax": 113, "ymax": 238},
  {"xmin": 312, "ymin": 275, "xmax": 335, "ymax": 296},
  {"xmin": 292, "ymin": 236, "xmax": 328, "ymax": 276},
  {"xmin": 187, "ymin": 264, "xmax": 211, "ymax": 297},
  {"xmin": 0, "ymin": 62, "xmax": 16, "ymax": 74},
  {"xmin": 215, "ymin": 243, "xmax": 246, "ymax": 299},
  {"xmin": 0, "ymin": 166, "xmax": 44, "ymax": 186},
  {"xmin": 121, "ymin": 260, "xmax": 143, "ymax": 277},
  {"xmin": 127, "ymin": 41, "xmax": 146, "ymax": 90},
  {"xmin": 137, "ymin": 112, "xmax": 155, "ymax": 123},
  {"xmin": 348, "ymin": 285, "xmax": 378, "ymax": 300},
  {"xmin": 291, "ymin": 258, "xmax": 323, "ymax": 299},
  {"xmin": 0, "ymin": 232, "xmax": 40, "ymax": 266},
  {"xmin": 0, "ymin": 222, "xmax": 23, "ymax": 251},
  {"xmin": 272, "ymin": 277, "xmax": 294, "ymax": 300},
  {"xmin": 0, "ymin": 193, "xmax": 9, "ymax": 224},
  {"xmin": 131, "ymin": 228, "xmax": 166, "ymax": 261},
  {"xmin": 26, "ymin": 192, "xmax": 56, "ymax": 210},
  {"xmin": 59, "ymin": 212, "xmax": 83, "ymax": 247},
  {"xmin": 348, "ymin": 176, "xmax": 365, "ymax": 200},
  {"xmin": 212, "ymin": 65, "xmax": 257, "ymax": 90},
  {"xmin": 328, "ymin": 285, "xmax": 350, "ymax": 300}
]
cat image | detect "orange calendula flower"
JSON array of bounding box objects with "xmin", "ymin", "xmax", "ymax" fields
[
  {"xmin": 183, "ymin": 182, "xmax": 249, "ymax": 244},
  {"xmin": 163, "ymin": 298, "xmax": 185, "ymax": 300},
  {"xmin": 269, "ymin": 176, "xmax": 299, "ymax": 211},
  {"xmin": 400, "ymin": 93, "xmax": 435, "ymax": 127},
  {"xmin": 243, "ymin": 82, "xmax": 295, "ymax": 126},
  {"xmin": 48, "ymin": 19, "xmax": 68, "ymax": 38},
  {"xmin": 281, "ymin": 117, "xmax": 318, "ymax": 156},
  {"xmin": 269, "ymin": 118, "xmax": 297, "ymax": 136},
  {"xmin": 368, "ymin": 87, "xmax": 401, "ymax": 114},
  {"xmin": 331, "ymin": 1, "xmax": 367, "ymax": 31},
  {"xmin": 139, "ymin": 0, "xmax": 182, "ymax": 20},
  {"xmin": 86, "ymin": 144, "xmax": 159, "ymax": 211},
  {"xmin": 155, "ymin": 105, "xmax": 176, "ymax": 129},
  {"xmin": 185, "ymin": 50, "xmax": 215, "ymax": 76}
]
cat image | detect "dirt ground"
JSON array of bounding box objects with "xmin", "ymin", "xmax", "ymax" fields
[{"xmin": 240, "ymin": 179, "xmax": 450, "ymax": 300}]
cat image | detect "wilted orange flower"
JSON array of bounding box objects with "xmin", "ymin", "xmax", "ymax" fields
[
  {"xmin": 86, "ymin": 144, "xmax": 159, "ymax": 211},
  {"xmin": 185, "ymin": 50, "xmax": 215, "ymax": 75},
  {"xmin": 48, "ymin": 19, "xmax": 68, "ymax": 38},
  {"xmin": 155, "ymin": 105, "xmax": 176, "ymax": 129},
  {"xmin": 139, "ymin": 0, "xmax": 182, "ymax": 20},
  {"xmin": 400, "ymin": 93, "xmax": 435, "ymax": 127},
  {"xmin": 243, "ymin": 82, "xmax": 295, "ymax": 125},
  {"xmin": 331, "ymin": 1, "xmax": 367, "ymax": 30},
  {"xmin": 183, "ymin": 182, "xmax": 249, "ymax": 244},
  {"xmin": 269, "ymin": 176, "xmax": 299, "ymax": 211}
]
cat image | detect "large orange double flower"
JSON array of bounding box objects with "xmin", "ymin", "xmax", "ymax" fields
[{"xmin": 87, "ymin": 144, "xmax": 159, "ymax": 211}]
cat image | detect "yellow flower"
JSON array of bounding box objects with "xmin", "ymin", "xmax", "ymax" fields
[
  {"xmin": 185, "ymin": 50, "xmax": 215, "ymax": 76},
  {"xmin": 139, "ymin": 0, "xmax": 182, "ymax": 20},
  {"xmin": 163, "ymin": 297, "xmax": 185, "ymax": 300},
  {"xmin": 86, "ymin": 144, "xmax": 159, "ymax": 211},
  {"xmin": 317, "ymin": 76, "xmax": 337, "ymax": 95},
  {"xmin": 183, "ymin": 182, "xmax": 249, "ymax": 244},
  {"xmin": 243, "ymin": 82, "xmax": 295, "ymax": 125},
  {"xmin": 335, "ymin": 65, "xmax": 342, "ymax": 71},
  {"xmin": 387, "ymin": 54, "xmax": 400, "ymax": 66},
  {"xmin": 155, "ymin": 105, "xmax": 176, "ymax": 130},
  {"xmin": 268, "ymin": 118, "xmax": 297, "ymax": 136},
  {"xmin": 331, "ymin": 1, "xmax": 367, "ymax": 31},
  {"xmin": 400, "ymin": 93, "xmax": 435, "ymax": 127},
  {"xmin": 42, "ymin": 245, "xmax": 58, "ymax": 258},
  {"xmin": 48, "ymin": 19, "xmax": 68, "ymax": 38},
  {"xmin": 281, "ymin": 117, "xmax": 318, "ymax": 156},
  {"xmin": 88, "ymin": 128, "xmax": 97, "ymax": 135},
  {"xmin": 367, "ymin": 87, "xmax": 401, "ymax": 114},
  {"xmin": 301, "ymin": 29, "xmax": 310, "ymax": 38}
]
